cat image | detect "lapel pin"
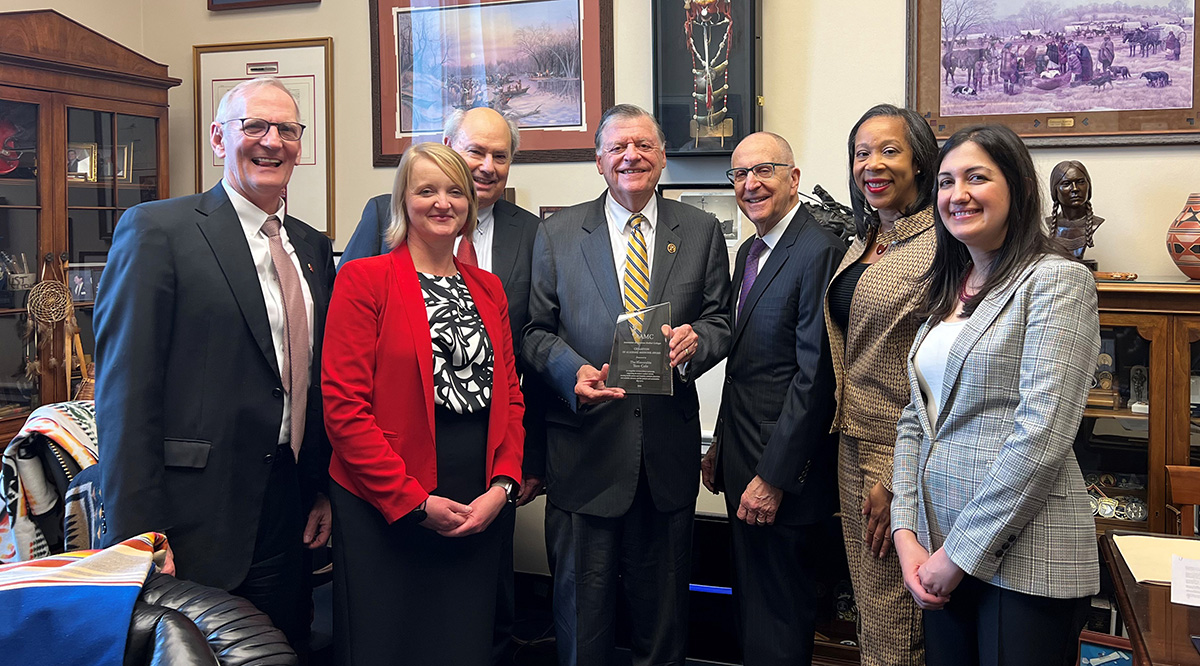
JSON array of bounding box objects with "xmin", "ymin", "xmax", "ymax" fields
[
  {"xmin": 667, "ymin": 243, "xmax": 677, "ymax": 254},
  {"xmin": 307, "ymin": 263, "xmax": 314, "ymax": 273}
]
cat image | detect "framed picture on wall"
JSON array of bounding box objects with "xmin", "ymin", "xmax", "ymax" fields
[
  {"xmin": 369, "ymin": 0, "xmax": 614, "ymax": 165},
  {"xmin": 652, "ymin": 0, "xmax": 762, "ymax": 157},
  {"xmin": 194, "ymin": 38, "xmax": 335, "ymax": 237},
  {"xmin": 208, "ymin": 0, "xmax": 320, "ymax": 11},
  {"xmin": 907, "ymin": 0, "xmax": 1200, "ymax": 146},
  {"xmin": 660, "ymin": 183, "xmax": 750, "ymax": 276}
]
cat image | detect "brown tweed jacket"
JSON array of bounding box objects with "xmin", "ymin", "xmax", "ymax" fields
[{"xmin": 824, "ymin": 206, "xmax": 936, "ymax": 489}]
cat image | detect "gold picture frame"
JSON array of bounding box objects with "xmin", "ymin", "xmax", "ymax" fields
[{"xmin": 66, "ymin": 142, "xmax": 96, "ymax": 182}]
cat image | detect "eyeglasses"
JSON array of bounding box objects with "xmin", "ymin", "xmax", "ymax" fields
[
  {"xmin": 223, "ymin": 117, "xmax": 306, "ymax": 142},
  {"xmin": 726, "ymin": 162, "xmax": 791, "ymax": 185}
]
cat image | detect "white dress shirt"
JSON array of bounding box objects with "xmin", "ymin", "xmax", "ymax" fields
[
  {"xmin": 605, "ymin": 192, "xmax": 658, "ymax": 280},
  {"xmin": 222, "ymin": 180, "xmax": 315, "ymax": 446},
  {"xmin": 914, "ymin": 318, "xmax": 968, "ymax": 425},
  {"xmin": 454, "ymin": 203, "xmax": 495, "ymax": 273},
  {"xmin": 749, "ymin": 200, "xmax": 802, "ymax": 273}
]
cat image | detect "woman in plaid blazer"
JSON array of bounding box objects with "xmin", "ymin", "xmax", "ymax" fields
[{"xmin": 890, "ymin": 125, "xmax": 1100, "ymax": 666}]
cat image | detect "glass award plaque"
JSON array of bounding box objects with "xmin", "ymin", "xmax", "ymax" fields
[{"xmin": 609, "ymin": 302, "xmax": 673, "ymax": 396}]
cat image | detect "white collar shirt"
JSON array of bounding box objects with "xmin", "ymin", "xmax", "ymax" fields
[
  {"xmin": 751, "ymin": 200, "xmax": 801, "ymax": 272},
  {"xmin": 222, "ymin": 179, "xmax": 315, "ymax": 446},
  {"xmin": 455, "ymin": 203, "xmax": 495, "ymax": 273},
  {"xmin": 606, "ymin": 192, "xmax": 658, "ymax": 286}
]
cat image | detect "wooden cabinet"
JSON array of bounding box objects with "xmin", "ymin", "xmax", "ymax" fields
[
  {"xmin": 1083, "ymin": 277, "xmax": 1200, "ymax": 535},
  {"xmin": 0, "ymin": 10, "xmax": 179, "ymax": 440}
]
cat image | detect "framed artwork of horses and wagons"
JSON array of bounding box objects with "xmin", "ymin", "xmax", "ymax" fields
[{"xmin": 908, "ymin": 0, "xmax": 1200, "ymax": 146}]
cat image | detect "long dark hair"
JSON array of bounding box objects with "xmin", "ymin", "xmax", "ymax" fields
[
  {"xmin": 846, "ymin": 104, "xmax": 939, "ymax": 238},
  {"xmin": 922, "ymin": 124, "xmax": 1066, "ymax": 320},
  {"xmin": 1047, "ymin": 159, "xmax": 1093, "ymax": 224}
]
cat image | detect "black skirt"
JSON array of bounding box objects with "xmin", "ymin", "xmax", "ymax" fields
[{"xmin": 332, "ymin": 406, "xmax": 503, "ymax": 666}]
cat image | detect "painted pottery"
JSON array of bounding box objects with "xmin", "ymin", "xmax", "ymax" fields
[{"xmin": 1167, "ymin": 193, "xmax": 1200, "ymax": 279}]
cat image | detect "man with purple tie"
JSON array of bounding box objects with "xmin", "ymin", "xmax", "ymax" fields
[{"xmin": 702, "ymin": 132, "xmax": 845, "ymax": 666}]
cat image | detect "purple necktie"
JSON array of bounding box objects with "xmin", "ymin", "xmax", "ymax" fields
[
  {"xmin": 262, "ymin": 215, "xmax": 309, "ymax": 460},
  {"xmin": 737, "ymin": 237, "xmax": 768, "ymax": 325}
]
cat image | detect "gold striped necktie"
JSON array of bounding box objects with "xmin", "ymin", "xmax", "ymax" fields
[{"xmin": 623, "ymin": 213, "xmax": 650, "ymax": 340}]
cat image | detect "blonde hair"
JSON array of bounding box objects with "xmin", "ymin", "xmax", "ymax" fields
[{"xmin": 385, "ymin": 142, "xmax": 479, "ymax": 250}]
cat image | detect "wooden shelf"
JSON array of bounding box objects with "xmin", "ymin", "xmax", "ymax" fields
[{"xmin": 1085, "ymin": 407, "xmax": 1149, "ymax": 420}]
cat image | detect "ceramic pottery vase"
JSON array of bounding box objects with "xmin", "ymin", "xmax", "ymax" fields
[{"xmin": 1167, "ymin": 193, "xmax": 1200, "ymax": 279}]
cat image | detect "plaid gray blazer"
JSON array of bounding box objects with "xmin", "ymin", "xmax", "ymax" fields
[{"xmin": 891, "ymin": 254, "xmax": 1100, "ymax": 599}]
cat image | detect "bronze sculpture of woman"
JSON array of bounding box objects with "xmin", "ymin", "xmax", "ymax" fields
[{"xmin": 1046, "ymin": 159, "xmax": 1103, "ymax": 269}]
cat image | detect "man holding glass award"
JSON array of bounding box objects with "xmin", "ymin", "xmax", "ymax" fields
[{"xmin": 523, "ymin": 104, "xmax": 731, "ymax": 666}]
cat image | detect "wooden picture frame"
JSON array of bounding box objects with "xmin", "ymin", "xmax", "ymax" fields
[
  {"xmin": 652, "ymin": 0, "xmax": 762, "ymax": 157},
  {"xmin": 208, "ymin": 0, "xmax": 320, "ymax": 11},
  {"xmin": 1078, "ymin": 630, "xmax": 1132, "ymax": 665},
  {"xmin": 370, "ymin": 0, "xmax": 614, "ymax": 165},
  {"xmin": 66, "ymin": 142, "xmax": 96, "ymax": 182},
  {"xmin": 194, "ymin": 38, "xmax": 335, "ymax": 237},
  {"xmin": 907, "ymin": 0, "xmax": 1200, "ymax": 147}
]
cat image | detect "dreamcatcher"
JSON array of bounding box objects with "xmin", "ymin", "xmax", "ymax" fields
[{"xmin": 22, "ymin": 254, "xmax": 89, "ymax": 397}]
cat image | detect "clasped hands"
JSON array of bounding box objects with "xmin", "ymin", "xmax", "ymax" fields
[
  {"xmin": 892, "ymin": 529, "xmax": 964, "ymax": 610},
  {"xmin": 574, "ymin": 324, "xmax": 699, "ymax": 405},
  {"xmin": 419, "ymin": 486, "xmax": 508, "ymax": 537}
]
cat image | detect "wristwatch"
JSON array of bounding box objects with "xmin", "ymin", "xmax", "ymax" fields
[{"xmin": 491, "ymin": 478, "xmax": 519, "ymax": 504}]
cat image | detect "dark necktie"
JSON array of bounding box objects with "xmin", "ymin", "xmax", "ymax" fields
[
  {"xmin": 262, "ymin": 215, "xmax": 308, "ymax": 460},
  {"xmin": 737, "ymin": 237, "xmax": 768, "ymax": 325}
]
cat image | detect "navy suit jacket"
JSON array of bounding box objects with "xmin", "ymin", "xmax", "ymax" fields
[
  {"xmin": 341, "ymin": 194, "xmax": 547, "ymax": 475},
  {"xmin": 713, "ymin": 206, "xmax": 845, "ymax": 525},
  {"xmin": 94, "ymin": 184, "xmax": 335, "ymax": 590},
  {"xmin": 522, "ymin": 193, "xmax": 731, "ymax": 517}
]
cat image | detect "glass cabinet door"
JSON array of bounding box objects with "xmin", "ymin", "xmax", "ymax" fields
[
  {"xmin": 66, "ymin": 108, "xmax": 159, "ymax": 394},
  {"xmin": 0, "ymin": 96, "xmax": 41, "ymax": 421},
  {"xmin": 1179, "ymin": 317, "xmax": 1200, "ymax": 534},
  {"xmin": 1074, "ymin": 315, "xmax": 1170, "ymax": 533}
]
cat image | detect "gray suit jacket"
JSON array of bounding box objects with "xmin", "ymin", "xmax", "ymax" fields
[
  {"xmin": 522, "ymin": 193, "xmax": 731, "ymax": 517},
  {"xmin": 891, "ymin": 255, "xmax": 1100, "ymax": 599}
]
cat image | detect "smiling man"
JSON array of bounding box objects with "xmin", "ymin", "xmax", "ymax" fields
[
  {"xmin": 702, "ymin": 132, "xmax": 845, "ymax": 665},
  {"xmin": 522, "ymin": 104, "xmax": 731, "ymax": 666},
  {"xmin": 94, "ymin": 77, "xmax": 335, "ymax": 650}
]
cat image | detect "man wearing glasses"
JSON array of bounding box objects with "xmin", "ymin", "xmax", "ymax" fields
[
  {"xmin": 523, "ymin": 104, "xmax": 730, "ymax": 666},
  {"xmin": 95, "ymin": 77, "xmax": 334, "ymax": 650},
  {"xmin": 702, "ymin": 132, "xmax": 845, "ymax": 665}
]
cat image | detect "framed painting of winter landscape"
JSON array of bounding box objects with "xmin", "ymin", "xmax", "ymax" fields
[
  {"xmin": 907, "ymin": 0, "xmax": 1200, "ymax": 146},
  {"xmin": 370, "ymin": 0, "xmax": 614, "ymax": 165}
]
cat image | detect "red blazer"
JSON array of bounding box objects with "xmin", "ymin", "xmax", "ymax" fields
[{"xmin": 323, "ymin": 243, "xmax": 525, "ymax": 522}]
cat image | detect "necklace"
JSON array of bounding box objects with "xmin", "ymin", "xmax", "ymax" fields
[
  {"xmin": 958, "ymin": 264, "xmax": 977, "ymax": 304},
  {"xmin": 875, "ymin": 242, "xmax": 888, "ymax": 255}
]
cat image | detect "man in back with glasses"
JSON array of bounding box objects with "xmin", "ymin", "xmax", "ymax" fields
[{"xmin": 94, "ymin": 77, "xmax": 335, "ymax": 651}]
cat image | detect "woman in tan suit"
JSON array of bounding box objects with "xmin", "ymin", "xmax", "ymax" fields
[{"xmin": 824, "ymin": 104, "xmax": 938, "ymax": 666}]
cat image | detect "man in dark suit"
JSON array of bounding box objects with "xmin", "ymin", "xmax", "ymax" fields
[
  {"xmin": 94, "ymin": 77, "xmax": 334, "ymax": 647},
  {"xmin": 523, "ymin": 104, "xmax": 731, "ymax": 666},
  {"xmin": 340, "ymin": 106, "xmax": 544, "ymax": 663},
  {"xmin": 702, "ymin": 132, "xmax": 845, "ymax": 666}
]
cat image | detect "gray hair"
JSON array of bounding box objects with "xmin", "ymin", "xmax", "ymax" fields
[
  {"xmin": 594, "ymin": 104, "xmax": 666, "ymax": 153},
  {"xmin": 443, "ymin": 107, "xmax": 521, "ymax": 155},
  {"xmin": 215, "ymin": 77, "xmax": 302, "ymax": 124}
]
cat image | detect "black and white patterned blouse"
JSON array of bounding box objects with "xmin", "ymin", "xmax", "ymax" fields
[{"xmin": 418, "ymin": 272, "xmax": 493, "ymax": 414}]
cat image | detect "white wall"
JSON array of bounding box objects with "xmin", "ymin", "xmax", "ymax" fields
[{"xmin": 11, "ymin": 0, "xmax": 1196, "ymax": 574}]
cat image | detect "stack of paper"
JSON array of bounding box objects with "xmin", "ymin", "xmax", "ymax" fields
[{"xmin": 1112, "ymin": 534, "xmax": 1200, "ymax": 584}]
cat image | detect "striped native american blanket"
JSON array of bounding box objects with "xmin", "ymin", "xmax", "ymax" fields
[
  {"xmin": 0, "ymin": 401, "xmax": 98, "ymax": 563},
  {"xmin": 0, "ymin": 532, "xmax": 168, "ymax": 666}
]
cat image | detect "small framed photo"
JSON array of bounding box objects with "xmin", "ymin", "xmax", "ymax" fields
[
  {"xmin": 115, "ymin": 145, "xmax": 132, "ymax": 183},
  {"xmin": 659, "ymin": 183, "xmax": 751, "ymax": 278},
  {"xmin": 539, "ymin": 206, "xmax": 566, "ymax": 221},
  {"xmin": 68, "ymin": 265, "xmax": 95, "ymax": 302},
  {"xmin": 67, "ymin": 142, "xmax": 96, "ymax": 182}
]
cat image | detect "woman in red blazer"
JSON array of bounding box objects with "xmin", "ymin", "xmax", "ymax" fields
[{"xmin": 322, "ymin": 142, "xmax": 525, "ymax": 666}]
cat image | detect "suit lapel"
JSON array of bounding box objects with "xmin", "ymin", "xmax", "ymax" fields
[
  {"xmin": 391, "ymin": 246, "xmax": 436, "ymax": 433},
  {"xmin": 731, "ymin": 208, "xmax": 807, "ymax": 346},
  {"xmin": 933, "ymin": 263, "xmax": 1036, "ymax": 435},
  {"xmin": 194, "ymin": 184, "xmax": 280, "ymax": 378},
  {"xmin": 580, "ymin": 196, "xmax": 622, "ymax": 322},
  {"xmin": 648, "ymin": 196, "xmax": 679, "ymax": 306},
  {"xmin": 490, "ymin": 202, "xmax": 521, "ymax": 289}
]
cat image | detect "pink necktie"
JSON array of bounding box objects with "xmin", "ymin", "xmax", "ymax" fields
[
  {"xmin": 457, "ymin": 237, "xmax": 478, "ymax": 267},
  {"xmin": 262, "ymin": 215, "xmax": 308, "ymax": 460}
]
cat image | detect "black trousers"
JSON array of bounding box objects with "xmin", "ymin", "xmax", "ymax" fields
[
  {"xmin": 727, "ymin": 515, "xmax": 826, "ymax": 666},
  {"xmin": 923, "ymin": 575, "xmax": 1089, "ymax": 666},
  {"xmin": 230, "ymin": 443, "xmax": 309, "ymax": 648},
  {"xmin": 493, "ymin": 502, "xmax": 516, "ymax": 665},
  {"xmin": 545, "ymin": 499, "xmax": 578, "ymax": 666},
  {"xmin": 563, "ymin": 473, "xmax": 694, "ymax": 666}
]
